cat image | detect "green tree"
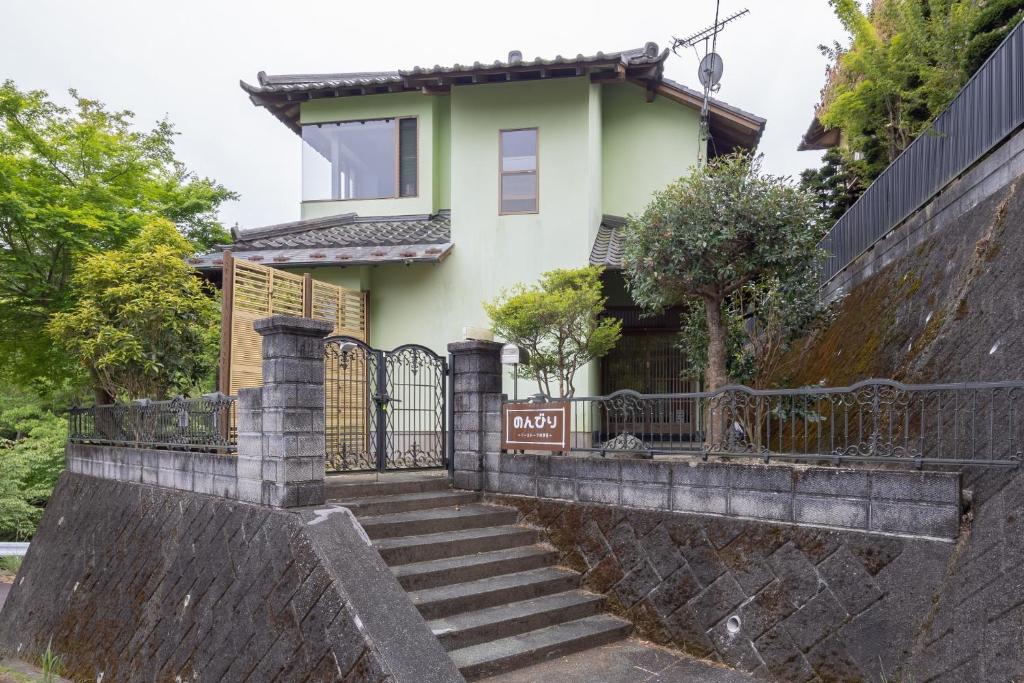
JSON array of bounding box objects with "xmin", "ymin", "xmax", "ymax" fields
[
  {"xmin": 799, "ymin": 148, "xmax": 867, "ymax": 223},
  {"xmin": 47, "ymin": 220, "xmax": 221, "ymax": 401},
  {"xmin": 0, "ymin": 384, "xmax": 65, "ymax": 540},
  {"xmin": 485, "ymin": 267, "xmax": 622, "ymax": 397},
  {"xmin": 623, "ymin": 154, "xmax": 821, "ymax": 392},
  {"xmin": 675, "ymin": 269, "xmax": 826, "ymax": 389},
  {"xmin": 964, "ymin": 0, "xmax": 1024, "ymax": 74},
  {"xmin": 0, "ymin": 81, "xmax": 234, "ymax": 387},
  {"xmin": 821, "ymin": 0, "xmax": 977, "ymax": 179}
]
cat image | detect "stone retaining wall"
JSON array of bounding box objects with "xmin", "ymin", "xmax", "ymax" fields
[
  {"xmin": 0, "ymin": 473, "xmax": 463, "ymax": 683},
  {"xmin": 490, "ymin": 493, "xmax": 953, "ymax": 681},
  {"xmin": 482, "ymin": 453, "xmax": 962, "ymax": 540}
]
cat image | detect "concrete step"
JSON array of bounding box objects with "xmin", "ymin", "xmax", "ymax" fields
[
  {"xmin": 336, "ymin": 490, "xmax": 479, "ymax": 517},
  {"xmin": 429, "ymin": 590, "xmax": 604, "ymax": 651},
  {"xmin": 392, "ymin": 545, "xmax": 559, "ymax": 591},
  {"xmin": 375, "ymin": 526, "xmax": 538, "ymax": 566},
  {"xmin": 410, "ymin": 567, "xmax": 580, "ymax": 620},
  {"xmin": 359, "ymin": 504, "xmax": 520, "ymax": 540},
  {"xmin": 325, "ymin": 474, "xmax": 449, "ymax": 500},
  {"xmin": 450, "ymin": 614, "xmax": 633, "ymax": 680}
]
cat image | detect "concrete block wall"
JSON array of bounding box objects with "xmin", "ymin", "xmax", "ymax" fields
[
  {"xmin": 478, "ymin": 453, "xmax": 962, "ymax": 540},
  {"xmin": 66, "ymin": 443, "xmax": 239, "ymax": 498},
  {"xmin": 66, "ymin": 314, "xmax": 334, "ymax": 509},
  {"xmin": 448, "ymin": 339, "xmax": 503, "ymax": 491}
]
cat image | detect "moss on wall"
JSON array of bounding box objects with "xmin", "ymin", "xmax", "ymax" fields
[{"xmin": 777, "ymin": 176, "xmax": 1024, "ymax": 387}]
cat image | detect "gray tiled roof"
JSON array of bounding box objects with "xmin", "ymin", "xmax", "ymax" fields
[
  {"xmin": 245, "ymin": 46, "xmax": 665, "ymax": 95},
  {"xmin": 232, "ymin": 212, "xmax": 450, "ymax": 249},
  {"xmin": 590, "ymin": 215, "xmax": 628, "ymax": 269},
  {"xmin": 241, "ymin": 43, "xmax": 765, "ymax": 151},
  {"xmin": 191, "ymin": 211, "xmax": 452, "ymax": 270}
]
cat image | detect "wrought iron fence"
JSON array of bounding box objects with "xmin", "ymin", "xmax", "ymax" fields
[
  {"xmin": 820, "ymin": 22, "xmax": 1024, "ymax": 284},
  {"xmin": 68, "ymin": 393, "xmax": 237, "ymax": 452},
  {"xmin": 520, "ymin": 380, "xmax": 1024, "ymax": 467}
]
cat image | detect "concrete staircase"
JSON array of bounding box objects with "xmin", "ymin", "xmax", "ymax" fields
[{"xmin": 327, "ymin": 474, "xmax": 632, "ymax": 681}]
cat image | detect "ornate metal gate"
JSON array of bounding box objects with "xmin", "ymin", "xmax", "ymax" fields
[{"xmin": 324, "ymin": 336, "xmax": 448, "ymax": 472}]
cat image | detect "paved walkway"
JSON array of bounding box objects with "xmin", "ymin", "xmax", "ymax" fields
[{"xmin": 484, "ymin": 638, "xmax": 750, "ymax": 683}]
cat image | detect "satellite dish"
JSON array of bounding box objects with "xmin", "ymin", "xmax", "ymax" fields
[{"xmin": 698, "ymin": 52, "xmax": 724, "ymax": 88}]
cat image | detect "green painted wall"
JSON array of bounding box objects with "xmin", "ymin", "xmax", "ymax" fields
[
  {"xmin": 601, "ymin": 82, "xmax": 701, "ymax": 217},
  {"xmin": 300, "ymin": 92, "xmax": 439, "ymax": 218},
  {"xmin": 290, "ymin": 77, "xmax": 705, "ymax": 398},
  {"xmin": 433, "ymin": 96, "xmax": 451, "ymax": 211}
]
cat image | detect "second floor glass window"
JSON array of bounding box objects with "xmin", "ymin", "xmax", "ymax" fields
[
  {"xmin": 500, "ymin": 128, "xmax": 538, "ymax": 214},
  {"xmin": 302, "ymin": 117, "xmax": 417, "ymax": 201}
]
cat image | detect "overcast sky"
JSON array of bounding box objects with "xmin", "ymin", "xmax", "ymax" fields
[{"xmin": 4, "ymin": 0, "xmax": 847, "ymax": 230}]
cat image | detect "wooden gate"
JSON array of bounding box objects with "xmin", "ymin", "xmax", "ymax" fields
[{"xmin": 218, "ymin": 252, "xmax": 368, "ymax": 400}]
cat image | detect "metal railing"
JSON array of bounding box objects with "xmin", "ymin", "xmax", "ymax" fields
[
  {"xmin": 68, "ymin": 393, "xmax": 237, "ymax": 452},
  {"xmin": 820, "ymin": 22, "xmax": 1024, "ymax": 284},
  {"xmin": 520, "ymin": 379, "xmax": 1024, "ymax": 467}
]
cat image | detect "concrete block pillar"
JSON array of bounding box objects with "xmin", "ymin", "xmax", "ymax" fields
[
  {"xmin": 448, "ymin": 340, "xmax": 503, "ymax": 491},
  {"xmin": 237, "ymin": 315, "xmax": 333, "ymax": 507}
]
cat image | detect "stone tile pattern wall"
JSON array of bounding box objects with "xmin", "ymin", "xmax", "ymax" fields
[
  {"xmin": 0, "ymin": 473, "xmax": 391, "ymax": 682},
  {"xmin": 482, "ymin": 453, "xmax": 962, "ymax": 540},
  {"xmin": 492, "ymin": 494, "xmax": 953, "ymax": 682},
  {"xmin": 448, "ymin": 339, "xmax": 503, "ymax": 491},
  {"xmin": 66, "ymin": 443, "xmax": 238, "ymax": 497},
  {"xmin": 906, "ymin": 465, "xmax": 1024, "ymax": 682}
]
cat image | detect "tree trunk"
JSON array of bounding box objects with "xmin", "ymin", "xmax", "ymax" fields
[
  {"xmin": 704, "ymin": 296, "xmax": 729, "ymax": 391},
  {"xmin": 704, "ymin": 295, "xmax": 730, "ymax": 450}
]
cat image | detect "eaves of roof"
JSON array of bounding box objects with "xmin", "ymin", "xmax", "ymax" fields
[{"xmin": 239, "ymin": 43, "xmax": 765, "ymax": 152}]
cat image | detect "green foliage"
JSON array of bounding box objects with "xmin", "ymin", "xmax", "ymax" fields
[
  {"xmin": 48, "ymin": 220, "xmax": 221, "ymax": 400},
  {"xmin": 40, "ymin": 637, "xmax": 62, "ymax": 683},
  {"xmin": 0, "ymin": 81, "xmax": 235, "ymax": 388},
  {"xmin": 821, "ymin": 0, "xmax": 978, "ymax": 179},
  {"xmin": 0, "ymin": 385, "xmax": 65, "ymax": 541},
  {"xmin": 0, "ymin": 555, "xmax": 22, "ymax": 574},
  {"xmin": 623, "ymin": 153, "xmax": 822, "ymax": 390},
  {"xmin": 964, "ymin": 0, "xmax": 1024, "ymax": 74},
  {"xmin": 799, "ymin": 148, "xmax": 867, "ymax": 224},
  {"xmin": 676, "ymin": 269, "xmax": 827, "ymax": 388},
  {"xmin": 485, "ymin": 267, "xmax": 622, "ymax": 397},
  {"xmin": 816, "ymin": 0, "xmax": 1022, "ymax": 187}
]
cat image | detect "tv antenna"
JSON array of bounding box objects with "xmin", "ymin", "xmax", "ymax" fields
[{"xmin": 671, "ymin": 2, "xmax": 749, "ymax": 157}]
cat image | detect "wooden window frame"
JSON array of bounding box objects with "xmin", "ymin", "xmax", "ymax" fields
[
  {"xmin": 302, "ymin": 115, "xmax": 419, "ymax": 202},
  {"xmin": 499, "ymin": 127, "xmax": 539, "ymax": 215}
]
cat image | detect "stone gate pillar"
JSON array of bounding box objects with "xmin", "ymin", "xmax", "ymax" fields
[
  {"xmin": 448, "ymin": 340, "xmax": 503, "ymax": 491},
  {"xmin": 236, "ymin": 315, "xmax": 333, "ymax": 507}
]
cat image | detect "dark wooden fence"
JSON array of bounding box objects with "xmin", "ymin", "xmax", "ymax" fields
[{"xmin": 820, "ymin": 22, "xmax": 1024, "ymax": 284}]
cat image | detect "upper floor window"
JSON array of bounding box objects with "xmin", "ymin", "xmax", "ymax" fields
[
  {"xmin": 500, "ymin": 128, "xmax": 538, "ymax": 214},
  {"xmin": 301, "ymin": 117, "xmax": 417, "ymax": 201}
]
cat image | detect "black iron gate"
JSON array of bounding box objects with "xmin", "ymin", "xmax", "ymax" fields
[{"xmin": 324, "ymin": 336, "xmax": 448, "ymax": 472}]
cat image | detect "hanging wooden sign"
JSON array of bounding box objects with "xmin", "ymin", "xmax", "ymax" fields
[{"xmin": 501, "ymin": 401, "xmax": 571, "ymax": 452}]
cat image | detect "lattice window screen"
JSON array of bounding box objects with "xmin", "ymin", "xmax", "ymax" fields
[{"xmin": 222, "ymin": 254, "xmax": 367, "ymax": 398}]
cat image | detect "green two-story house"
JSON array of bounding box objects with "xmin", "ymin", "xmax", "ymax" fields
[{"xmin": 195, "ymin": 42, "xmax": 765, "ymax": 398}]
